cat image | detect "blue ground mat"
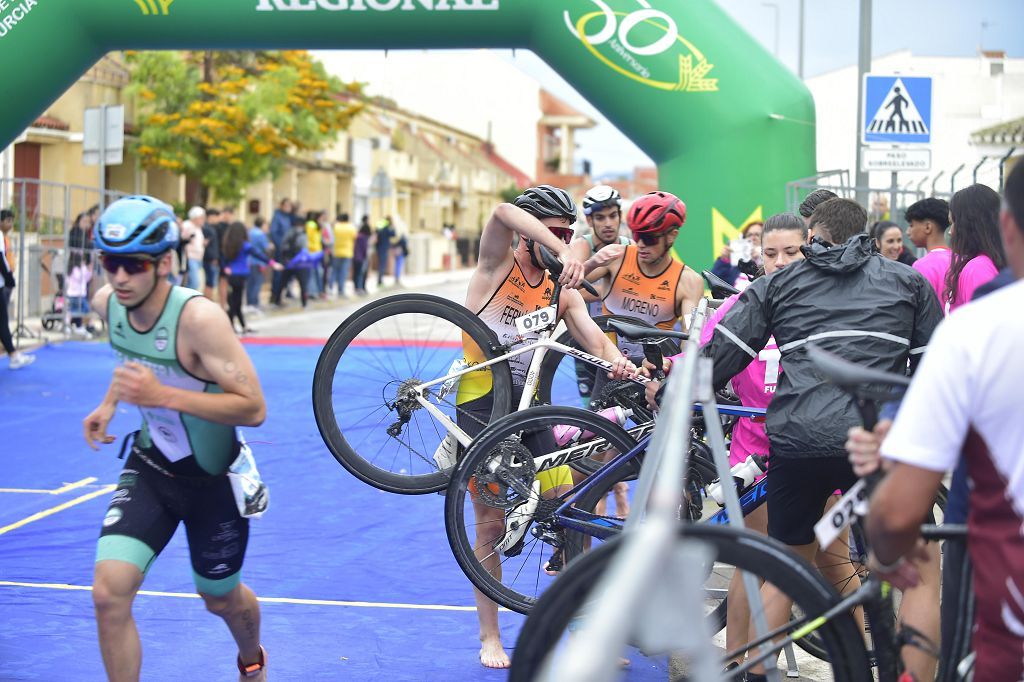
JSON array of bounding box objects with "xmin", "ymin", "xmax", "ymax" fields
[{"xmin": 0, "ymin": 342, "xmax": 669, "ymax": 681}]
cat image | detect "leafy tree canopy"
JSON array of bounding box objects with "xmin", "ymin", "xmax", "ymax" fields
[{"xmin": 127, "ymin": 50, "xmax": 363, "ymax": 203}]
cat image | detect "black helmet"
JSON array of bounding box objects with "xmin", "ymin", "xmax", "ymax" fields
[{"xmin": 513, "ymin": 185, "xmax": 577, "ymax": 222}]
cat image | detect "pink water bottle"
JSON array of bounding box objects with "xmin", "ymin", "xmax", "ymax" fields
[{"xmin": 552, "ymin": 406, "xmax": 631, "ymax": 446}]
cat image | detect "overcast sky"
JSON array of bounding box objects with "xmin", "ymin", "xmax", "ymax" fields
[{"xmin": 498, "ymin": 0, "xmax": 1023, "ymax": 177}]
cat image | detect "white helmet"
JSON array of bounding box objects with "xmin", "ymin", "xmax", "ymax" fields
[{"xmin": 582, "ymin": 185, "xmax": 622, "ymax": 216}]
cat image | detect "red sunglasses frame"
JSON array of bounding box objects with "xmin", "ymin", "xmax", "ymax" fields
[{"xmin": 549, "ymin": 227, "xmax": 574, "ymax": 244}]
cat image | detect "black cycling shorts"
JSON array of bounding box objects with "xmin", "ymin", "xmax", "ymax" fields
[
  {"xmin": 96, "ymin": 444, "xmax": 248, "ymax": 596},
  {"xmin": 766, "ymin": 455, "xmax": 857, "ymax": 546},
  {"xmin": 456, "ymin": 388, "xmax": 557, "ymax": 457}
]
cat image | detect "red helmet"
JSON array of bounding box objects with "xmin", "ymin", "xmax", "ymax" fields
[{"xmin": 627, "ymin": 191, "xmax": 687, "ymax": 235}]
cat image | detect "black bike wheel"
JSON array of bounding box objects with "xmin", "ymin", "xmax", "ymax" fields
[
  {"xmin": 792, "ymin": 482, "xmax": 948, "ymax": 662},
  {"xmin": 509, "ymin": 525, "xmax": 872, "ymax": 682},
  {"xmin": 444, "ymin": 405, "xmax": 638, "ymax": 614},
  {"xmin": 312, "ymin": 294, "xmax": 514, "ymax": 495},
  {"xmin": 535, "ymin": 314, "xmax": 678, "ymax": 410}
]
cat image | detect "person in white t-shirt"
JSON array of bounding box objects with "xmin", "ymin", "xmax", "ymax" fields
[{"xmin": 866, "ymin": 162, "xmax": 1024, "ymax": 681}]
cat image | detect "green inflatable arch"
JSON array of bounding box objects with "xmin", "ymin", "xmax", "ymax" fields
[{"xmin": 0, "ymin": 0, "xmax": 814, "ymax": 268}]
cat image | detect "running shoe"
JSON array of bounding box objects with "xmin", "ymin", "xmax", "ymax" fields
[{"xmin": 9, "ymin": 353, "xmax": 35, "ymax": 370}]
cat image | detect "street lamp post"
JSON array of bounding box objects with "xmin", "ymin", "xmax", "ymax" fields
[
  {"xmin": 854, "ymin": 0, "xmax": 873, "ymax": 204},
  {"xmin": 797, "ymin": 0, "xmax": 805, "ymax": 78}
]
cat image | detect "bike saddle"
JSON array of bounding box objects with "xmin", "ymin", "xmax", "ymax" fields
[
  {"xmin": 607, "ymin": 318, "xmax": 688, "ymax": 342},
  {"xmin": 806, "ymin": 345, "xmax": 910, "ymax": 390},
  {"xmin": 537, "ymin": 244, "xmax": 599, "ymax": 297},
  {"xmin": 701, "ymin": 270, "xmax": 740, "ymax": 299}
]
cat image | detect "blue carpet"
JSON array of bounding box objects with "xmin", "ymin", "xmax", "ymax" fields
[{"xmin": 0, "ymin": 342, "xmax": 668, "ymax": 681}]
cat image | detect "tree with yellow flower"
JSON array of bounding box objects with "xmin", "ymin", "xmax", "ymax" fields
[{"xmin": 127, "ymin": 50, "xmax": 362, "ymax": 203}]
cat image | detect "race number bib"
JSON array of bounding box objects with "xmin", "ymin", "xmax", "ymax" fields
[
  {"xmin": 515, "ymin": 305, "xmax": 557, "ymax": 336},
  {"xmin": 813, "ymin": 479, "xmax": 869, "ymax": 548}
]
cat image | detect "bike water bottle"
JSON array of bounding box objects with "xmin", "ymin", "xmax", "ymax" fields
[
  {"xmin": 707, "ymin": 454, "xmax": 768, "ymax": 505},
  {"xmin": 552, "ymin": 407, "xmax": 631, "ymax": 446}
]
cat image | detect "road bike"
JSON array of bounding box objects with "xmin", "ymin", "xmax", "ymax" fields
[
  {"xmin": 510, "ymin": 345, "xmax": 970, "ymax": 681},
  {"xmin": 312, "ymin": 246, "xmax": 679, "ymax": 494}
]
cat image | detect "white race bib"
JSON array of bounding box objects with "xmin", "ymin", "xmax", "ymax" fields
[
  {"xmin": 515, "ymin": 305, "xmax": 557, "ymax": 336},
  {"xmin": 813, "ymin": 479, "xmax": 868, "ymax": 548}
]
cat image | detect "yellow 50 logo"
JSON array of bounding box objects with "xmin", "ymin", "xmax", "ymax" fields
[{"xmin": 563, "ymin": 0, "xmax": 718, "ymax": 93}]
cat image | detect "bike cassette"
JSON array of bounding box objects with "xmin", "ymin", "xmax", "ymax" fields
[
  {"xmin": 471, "ymin": 438, "xmax": 537, "ymax": 509},
  {"xmin": 385, "ymin": 378, "xmax": 423, "ymax": 437}
]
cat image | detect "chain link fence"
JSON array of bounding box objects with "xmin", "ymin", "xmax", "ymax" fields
[{"xmin": 787, "ymin": 155, "xmax": 1011, "ymax": 230}]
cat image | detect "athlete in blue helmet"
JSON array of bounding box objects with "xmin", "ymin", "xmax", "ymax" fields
[{"xmin": 83, "ymin": 196, "xmax": 269, "ymax": 681}]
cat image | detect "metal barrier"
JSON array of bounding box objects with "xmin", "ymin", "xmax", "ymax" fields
[
  {"xmin": 544, "ymin": 299, "xmax": 791, "ymax": 682},
  {"xmin": 0, "ymin": 178, "xmax": 125, "ymax": 347},
  {"xmin": 787, "ymin": 156, "xmax": 1009, "ymax": 230}
]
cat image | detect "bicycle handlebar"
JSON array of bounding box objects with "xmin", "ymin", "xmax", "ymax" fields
[{"xmin": 537, "ymin": 244, "xmax": 600, "ymax": 298}]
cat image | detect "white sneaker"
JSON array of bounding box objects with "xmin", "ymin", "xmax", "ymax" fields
[
  {"xmin": 9, "ymin": 353, "xmax": 35, "ymax": 370},
  {"xmin": 70, "ymin": 325, "xmax": 93, "ymax": 339}
]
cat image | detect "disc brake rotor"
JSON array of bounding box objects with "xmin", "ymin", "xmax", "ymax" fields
[{"xmin": 471, "ymin": 438, "xmax": 537, "ymax": 509}]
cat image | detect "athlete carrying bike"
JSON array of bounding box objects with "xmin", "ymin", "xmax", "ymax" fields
[
  {"xmin": 455, "ymin": 184, "xmax": 637, "ymax": 669},
  {"xmin": 584, "ymin": 190, "xmax": 704, "ymax": 343}
]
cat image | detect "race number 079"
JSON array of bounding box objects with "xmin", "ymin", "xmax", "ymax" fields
[{"xmin": 515, "ymin": 305, "xmax": 556, "ymax": 336}]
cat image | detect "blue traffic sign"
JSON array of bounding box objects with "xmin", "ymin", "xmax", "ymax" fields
[{"xmin": 862, "ymin": 74, "xmax": 932, "ymax": 145}]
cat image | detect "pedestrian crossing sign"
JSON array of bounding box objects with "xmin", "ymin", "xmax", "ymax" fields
[{"xmin": 862, "ymin": 74, "xmax": 932, "ymax": 145}]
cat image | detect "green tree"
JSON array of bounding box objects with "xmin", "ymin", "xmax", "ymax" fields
[
  {"xmin": 127, "ymin": 50, "xmax": 363, "ymax": 203},
  {"xmin": 499, "ymin": 184, "xmax": 524, "ymax": 204}
]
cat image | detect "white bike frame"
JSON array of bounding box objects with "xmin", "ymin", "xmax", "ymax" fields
[{"xmin": 409, "ymin": 319, "xmax": 652, "ymax": 449}]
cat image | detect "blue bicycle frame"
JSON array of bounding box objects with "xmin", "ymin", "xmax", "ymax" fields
[{"xmin": 551, "ymin": 403, "xmax": 767, "ymax": 541}]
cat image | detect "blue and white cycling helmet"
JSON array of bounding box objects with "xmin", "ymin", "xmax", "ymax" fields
[
  {"xmin": 582, "ymin": 185, "xmax": 622, "ymax": 216},
  {"xmin": 94, "ymin": 195, "xmax": 179, "ymax": 255}
]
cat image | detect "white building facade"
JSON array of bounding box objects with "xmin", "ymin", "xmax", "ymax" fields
[
  {"xmin": 807, "ymin": 50, "xmax": 1024, "ymax": 195},
  {"xmin": 312, "ymin": 49, "xmax": 540, "ymax": 182}
]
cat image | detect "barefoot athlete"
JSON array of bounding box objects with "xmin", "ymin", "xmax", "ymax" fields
[
  {"xmin": 83, "ymin": 195, "xmax": 270, "ymax": 681},
  {"xmin": 454, "ymin": 185, "xmax": 636, "ymax": 668}
]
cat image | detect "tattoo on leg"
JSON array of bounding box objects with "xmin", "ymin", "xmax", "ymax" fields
[{"xmin": 241, "ymin": 608, "xmax": 257, "ymax": 641}]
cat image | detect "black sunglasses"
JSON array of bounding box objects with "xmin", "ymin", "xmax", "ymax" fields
[
  {"xmin": 632, "ymin": 232, "xmax": 663, "ymax": 246},
  {"xmin": 100, "ymin": 254, "xmax": 157, "ymax": 275}
]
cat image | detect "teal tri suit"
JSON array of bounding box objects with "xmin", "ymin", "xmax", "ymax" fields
[{"xmin": 96, "ymin": 286, "xmax": 246, "ymax": 596}]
